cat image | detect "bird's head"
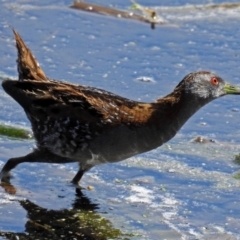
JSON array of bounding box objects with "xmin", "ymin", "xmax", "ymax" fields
[{"xmin": 177, "ymin": 71, "xmax": 240, "ymax": 101}]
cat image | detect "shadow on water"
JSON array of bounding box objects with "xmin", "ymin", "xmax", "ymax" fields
[
  {"xmin": 0, "ymin": 145, "xmax": 135, "ymax": 239},
  {"xmin": 0, "ymin": 189, "xmax": 132, "ymax": 240}
]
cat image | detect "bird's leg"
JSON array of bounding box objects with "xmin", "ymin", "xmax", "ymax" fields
[
  {"xmin": 0, "ymin": 152, "xmax": 43, "ymax": 194},
  {"xmin": 0, "ymin": 154, "xmax": 34, "ymax": 183},
  {"xmin": 0, "ymin": 149, "xmax": 76, "ymax": 183},
  {"xmin": 71, "ymin": 165, "xmax": 92, "ymax": 186}
]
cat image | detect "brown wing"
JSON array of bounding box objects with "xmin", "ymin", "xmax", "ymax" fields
[
  {"xmin": 2, "ymin": 78, "xmax": 155, "ymax": 125},
  {"xmin": 13, "ymin": 29, "xmax": 48, "ymax": 81},
  {"xmin": 8, "ymin": 29, "xmax": 155, "ymax": 126}
]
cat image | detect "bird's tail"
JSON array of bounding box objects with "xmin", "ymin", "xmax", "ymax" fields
[{"xmin": 13, "ymin": 29, "xmax": 48, "ymax": 82}]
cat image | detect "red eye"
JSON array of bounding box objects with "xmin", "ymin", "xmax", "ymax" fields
[{"xmin": 211, "ymin": 77, "xmax": 219, "ymax": 86}]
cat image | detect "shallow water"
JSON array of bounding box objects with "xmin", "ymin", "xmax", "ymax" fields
[{"xmin": 1, "ymin": 0, "xmax": 240, "ymax": 239}]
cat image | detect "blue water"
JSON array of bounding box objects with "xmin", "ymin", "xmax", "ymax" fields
[{"xmin": 1, "ymin": 0, "xmax": 240, "ymax": 239}]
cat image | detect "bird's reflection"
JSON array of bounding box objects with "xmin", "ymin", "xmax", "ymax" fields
[
  {"xmin": 0, "ymin": 189, "xmax": 132, "ymax": 240},
  {"xmin": 0, "ymin": 149, "xmax": 132, "ymax": 239}
]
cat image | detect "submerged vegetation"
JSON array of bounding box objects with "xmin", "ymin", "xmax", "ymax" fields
[{"xmin": 0, "ymin": 123, "xmax": 32, "ymax": 139}]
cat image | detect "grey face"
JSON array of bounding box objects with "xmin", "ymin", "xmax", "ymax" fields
[{"xmin": 182, "ymin": 71, "xmax": 226, "ymax": 100}]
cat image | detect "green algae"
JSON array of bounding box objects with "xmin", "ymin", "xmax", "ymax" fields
[{"xmin": 0, "ymin": 123, "xmax": 32, "ymax": 139}]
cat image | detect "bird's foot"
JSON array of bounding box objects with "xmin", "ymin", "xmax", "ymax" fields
[
  {"xmin": 0, "ymin": 171, "xmax": 16, "ymax": 194},
  {"xmin": 70, "ymin": 179, "xmax": 86, "ymax": 190},
  {"xmin": 0, "ymin": 181, "xmax": 16, "ymax": 195}
]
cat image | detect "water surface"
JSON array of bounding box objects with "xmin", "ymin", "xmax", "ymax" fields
[{"xmin": 1, "ymin": 0, "xmax": 240, "ymax": 239}]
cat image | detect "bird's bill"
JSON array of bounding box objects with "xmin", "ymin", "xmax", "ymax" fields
[{"xmin": 224, "ymin": 83, "xmax": 240, "ymax": 94}]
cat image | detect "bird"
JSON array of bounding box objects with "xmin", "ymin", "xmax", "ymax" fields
[{"xmin": 1, "ymin": 30, "xmax": 240, "ymax": 186}]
